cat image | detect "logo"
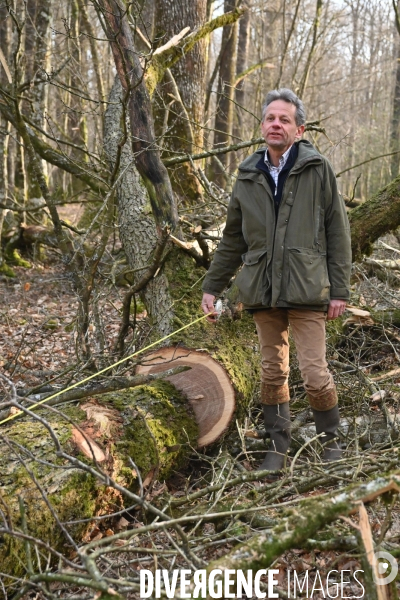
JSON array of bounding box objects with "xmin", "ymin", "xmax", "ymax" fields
[{"xmin": 374, "ymin": 551, "xmax": 398, "ymax": 586}]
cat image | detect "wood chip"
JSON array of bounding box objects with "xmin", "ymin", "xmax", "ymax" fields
[
  {"xmin": 371, "ymin": 367, "xmax": 400, "ymax": 383},
  {"xmin": 358, "ymin": 503, "xmax": 388, "ymax": 600},
  {"xmin": 71, "ymin": 428, "xmax": 106, "ymax": 462},
  {"xmin": 370, "ymin": 390, "xmax": 387, "ymax": 402},
  {"xmin": 346, "ymin": 306, "xmax": 372, "ymax": 317},
  {"xmin": 244, "ymin": 429, "xmax": 262, "ymax": 439}
]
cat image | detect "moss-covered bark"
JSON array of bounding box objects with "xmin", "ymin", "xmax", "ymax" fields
[
  {"xmin": 98, "ymin": 381, "xmax": 198, "ymax": 485},
  {"xmin": 0, "ymin": 406, "xmax": 96, "ymax": 580},
  {"xmin": 349, "ymin": 175, "xmax": 400, "ymax": 261},
  {"xmin": 0, "ymin": 382, "xmax": 198, "ymax": 581},
  {"xmin": 160, "ymin": 247, "xmax": 261, "ymax": 416},
  {"xmin": 207, "ymin": 474, "xmax": 400, "ymax": 575}
]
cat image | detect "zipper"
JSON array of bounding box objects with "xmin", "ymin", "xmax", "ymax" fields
[{"xmin": 314, "ymin": 206, "xmax": 320, "ymax": 251}]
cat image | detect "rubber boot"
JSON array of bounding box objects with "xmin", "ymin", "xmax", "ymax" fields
[
  {"xmin": 312, "ymin": 404, "xmax": 342, "ymax": 462},
  {"xmin": 259, "ymin": 402, "xmax": 291, "ymax": 473}
]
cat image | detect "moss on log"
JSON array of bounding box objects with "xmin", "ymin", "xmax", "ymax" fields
[
  {"xmin": 158, "ymin": 248, "xmax": 261, "ymax": 417},
  {"xmin": 0, "ymin": 406, "xmax": 96, "ymax": 580},
  {"xmin": 97, "ymin": 381, "xmax": 198, "ymax": 483},
  {"xmin": 0, "ymin": 382, "xmax": 197, "ymax": 580},
  {"xmin": 349, "ymin": 175, "xmax": 400, "ymax": 261},
  {"xmin": 206, "ymin": 474, "xmax": 400, "ymax": 575}
]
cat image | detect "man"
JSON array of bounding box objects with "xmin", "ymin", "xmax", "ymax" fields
[{"xmin": 201, "ymin": 88, "xmax": 351, "ymax": 473}]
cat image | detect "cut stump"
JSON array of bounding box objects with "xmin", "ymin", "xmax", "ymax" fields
[{"xmin": 136, "ymin": 346, "xmax": 236, "ymax": 446}]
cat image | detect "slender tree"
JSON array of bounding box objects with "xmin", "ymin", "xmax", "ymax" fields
[
  {"xmin": 213, "ymin": 0, "xmax": 239, "ymax": 184},
  {"xmin": 391, "ymin": 0, "xmax": 400, "ymax": 179}
]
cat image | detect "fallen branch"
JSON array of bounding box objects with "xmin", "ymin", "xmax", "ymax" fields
[
  {"xmin": 207, "ymin": 473, "xmax": 400, "ymax": 572},
  {"xmin": 0, "ymin": 366, "xmax": 190, "ymax": 423},
  {"xmin": 364, "ymin": 258, "xmax": 400, "ymax": 271},
  {"xmin": 371, "ymin": 367, "xmax": 400, "ymax": 382}
]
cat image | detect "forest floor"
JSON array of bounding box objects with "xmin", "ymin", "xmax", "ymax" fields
[{"xmin": 1, "ymin": 236, "xmax": 400, "ymax": 599}]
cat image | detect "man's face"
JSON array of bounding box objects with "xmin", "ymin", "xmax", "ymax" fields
[{"xmin": 261, "ymin": 100, "xmax": 305, "ymax": 152}]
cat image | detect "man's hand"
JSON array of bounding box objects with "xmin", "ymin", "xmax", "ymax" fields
[
  {"xmin": 201, "ymin": 293, "xmax": 217, "ymax": 323},
  {"xmin": 327, "ymin": 299, "xmax": 347, "ymax": 320}
]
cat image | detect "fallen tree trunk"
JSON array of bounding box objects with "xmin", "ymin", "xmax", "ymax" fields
[
  {"xmin": 0, "ymin": 380, "xmax": 198, "ymax": 581},
  {"xmin": 0, "ymin": 301, "xmax": 260, "ymax": 582},
  {"xmin": 137, "ymin": 347, "xmax": 236, "ymax": 446},
  {"xmin": 349, "ymin": 175, "xmax": 400, "ymax": 261}
]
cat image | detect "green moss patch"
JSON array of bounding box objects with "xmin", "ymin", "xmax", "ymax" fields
[
  {"xmin": 98, "ymin": 381, "xmax": 198, "ymax": 484},
  {"xmin": 0, "ymin": 409, "xmax": 97, "ymax": 582},
  {"xmin": 162, "ymin": 249, "xmax": 260, "ymax": 414}
]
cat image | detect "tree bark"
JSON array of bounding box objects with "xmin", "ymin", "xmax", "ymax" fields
[
  {"xmin": 0, "ymin": 381, "xmax": 198, "ymax": 581},
  {"xmin": 213, "ymin": 0, "xmax": 239, "ymax": 184},
  {"xmin": 98, "ymin": 0, "xmax": 178, "ymax": 231},
  {"xmin": 207, "ymin": 474, "xmax": 400, "ymax": 574},
  {"xmin": 22, "ymin": 0, "xmax": 53, "ymax": 204},
  {"xmin": 104, "ymin": 76, "xmax": 175, "ymax": 335},
  {"xmin": 155, "ymin": 0, "xmax": 207, "ymax": 152},
  {"xmin": 391, "ymin": 4, "xmax": 400, "ymax": 179},
  {"xmin": 231, "ymin": 4, "xmax": 250, "ymax": 171},
  {"xmin": 349, "ymin": 174, "xmax": 400, "ymax": 261},
  {"xmin": 154, "ymin": 0, "xmax": 207, "ymax": 201}
]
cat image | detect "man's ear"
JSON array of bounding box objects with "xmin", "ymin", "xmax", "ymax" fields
[{"xmin": 295, "ymin": 124, "xmax": 305, "ymax": 139}]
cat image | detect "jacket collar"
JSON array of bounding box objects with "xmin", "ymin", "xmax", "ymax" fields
[{"xmin": 238, "ymin": 139, "xmax": 322, "ymax": 174}]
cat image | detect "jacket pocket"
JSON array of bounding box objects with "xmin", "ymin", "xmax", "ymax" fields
[
  {"xmin": 287, "ymin": 248, "xmax": 330, "ymax": 305},
  {"xmin": 234, "ymin": 248, "xmax": 269, "ymax": 305}
]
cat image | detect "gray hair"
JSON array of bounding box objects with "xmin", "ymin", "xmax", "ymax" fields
[{"xmin": 261, "ymin": 88, "xmax": 306, "ymax": 126}]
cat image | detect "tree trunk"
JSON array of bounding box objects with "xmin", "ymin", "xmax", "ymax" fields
[
  {"xmin": 391, "ymin": 31, "xmax": 400, "ymax": 179},
  {"xmin": 154, "ymin": 0, "xmax": 207, "ymax": 201},
  {"xmin": 0, "ymin": 381, "xmax": 198, "ymax": 581},
  {"xmin": 297, "ymin": 0, "xmax": 323, "ymax": 97},
  {"xmin": 137, "ymin": 0, "xmax": 155, "ymax": 43},
  {"xmin": 231, "ymin": 4, "xmax": 250, "ymax": 172},
  {"xmin": 23, "ymin": 0, "xmax": 53, "ymax": 205},
  {"xmin": 213, "ymin": 0, "xmax": 239, "ymax": 185},
  {"xmin": 104, "ymin": 76, "xmax": 175, "ymax": 335},
  {"xmin": 0, "ymin": 115, "xmax": 10, "ymax": 275},
  {"xmin": 137, "ymin": 347, "xmax": 236, "ymax": 447},
  {"xmin": 349, "ymin": 174, "xmax": 400, "ymax": 261},
  {"xmin": 99, "ymin": 0, "xmax": 178, "ymax": 232},
  {"xmin": 25, "ymin": 0, "xmax": 52, "ymax": 130}
]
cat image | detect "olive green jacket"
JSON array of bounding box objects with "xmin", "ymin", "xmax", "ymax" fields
[{"xmin": 202, "ymin": 140, "xmax": 351, "ymax": 310}]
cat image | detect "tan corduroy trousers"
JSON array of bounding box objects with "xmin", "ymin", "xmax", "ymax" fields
[{"xmin": 253, "ymin": 308, "xmax": 337, "ymax": 411}]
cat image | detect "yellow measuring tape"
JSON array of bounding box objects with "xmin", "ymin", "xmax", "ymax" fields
[{"xmin": 0, "ymin": 313, "xmax": 209, "ymax": 427}]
